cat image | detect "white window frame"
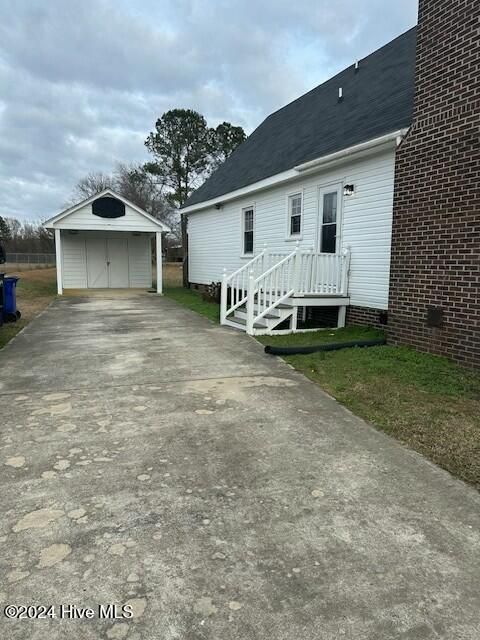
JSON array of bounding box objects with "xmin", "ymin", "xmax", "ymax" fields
[
  {"xmin": 241, "ymin": 204, "xmax": 255, "ymax": 257},
  {"xmin": 317, "ymin": 182, "xmax": 343, "ymax": 254},
  {"xmin": 285, "ymin": 190, "xmax": 303, "ymax": 240}
]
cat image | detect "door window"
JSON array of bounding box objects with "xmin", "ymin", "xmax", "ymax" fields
[{"xmin": 320, "ymin": 189, "xmax": 339, "ymax": 253}]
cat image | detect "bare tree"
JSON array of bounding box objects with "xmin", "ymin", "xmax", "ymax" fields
[
  {"xmin": 70, "ymin": 172, "xmax": 115, "ymax": 202},
  {"xmin": 1, "ymin": 217, "xmax": 54, "ymax": 253}
]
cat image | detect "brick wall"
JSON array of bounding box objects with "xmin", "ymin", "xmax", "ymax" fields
[
  {"xmin": 388, "ymin": 0, "xmax": 480, "ymax": 367},
  {"xmin": 347, "ymin": 305, "xmax": 388, "ymax": 330}
]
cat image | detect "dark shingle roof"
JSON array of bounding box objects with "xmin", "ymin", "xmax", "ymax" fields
[{"xmin": 185, "ymin": 27, "xmax": 416, "ymax": 208}]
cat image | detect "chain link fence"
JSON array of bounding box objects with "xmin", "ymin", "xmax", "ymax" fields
[{"xmin": 5, "ymin": 253, "xmax": 56, "ymax": 265}]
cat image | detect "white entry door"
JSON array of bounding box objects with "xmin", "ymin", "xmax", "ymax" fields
[
  {"xmin": 107, "ymin": 238, "xmax": 129, "ymax": 287},
  {"xmin": 86, "ymin": 238, "xmax": 109, "ymax": 288}
]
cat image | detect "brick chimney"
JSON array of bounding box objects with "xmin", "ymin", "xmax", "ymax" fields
[{"xmin": 388, "ymin": 0, "xmax": 480, "ymax": 367}]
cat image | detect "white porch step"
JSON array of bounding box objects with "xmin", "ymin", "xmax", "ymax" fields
[
  {"xmin": 234, "ymin": 303, "xmax": 293, "ymax": 326},
  {"xmin": 223, "ymin": 316, "xmax": 288, "ymax": 336},
  {"xmin": 229, "ymin": 305, "xmax": 293, "ymax": 333},
  {"xmin": 223, "ymin": 317, "xmax": 267, "ymax": 331},
  {"xmin": 239, "ymin": 301, "xmax": 293, "ymax": 315},
  {"xmin": 234, "ymin": 307, "xmax": 283, "ymax": 322}
]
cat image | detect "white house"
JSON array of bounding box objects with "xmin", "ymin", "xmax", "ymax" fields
[
  {"xmin": 44, "ymin": 189, "xmax": 170, "ymax": 295},
  {"xmin": 181, "ymin": 28, "xmax": 417, "ymax": 335}
]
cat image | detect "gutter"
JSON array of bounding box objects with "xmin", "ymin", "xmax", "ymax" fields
[
  {"xmin": 182, "ymin": 128, "xmax": 408, "ymax": 214},
  {"xmin": 293, "ymin": 129, "xmax": 409, "ymax": 173}
]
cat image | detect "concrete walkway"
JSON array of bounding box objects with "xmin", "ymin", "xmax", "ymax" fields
[{"xmin": 1, "ymin": 294, "xmax": 479, "ymax": 640}]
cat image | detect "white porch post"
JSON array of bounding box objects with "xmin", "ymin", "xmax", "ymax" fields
[
  {"xmin": 293, "ymin": 240, "xmax": 302, "ymax": 294},
  {"xmin": 156, "ymin": 232, "xmax": 163, "ymax": 294},
  {"xmin": 54, "ymin": 228, "xmax": 63, "ymax": 295},
  {"xmin": 246, "ymin": 270, "xmax": 255, "ymax": 335},
  {"xmin": 337, "ymin": 305, "xmax": 347, "ymax": 328},
  {"xmin": 290, "ymin": 307, "xmax": 298, "ymax": 333},
  {"xmin": 220, "ymin": 267, "xmax": 227, "ymax": 324}
]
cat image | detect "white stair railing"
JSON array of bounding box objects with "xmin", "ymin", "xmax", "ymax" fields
[
  {"xmin": 221, "ymin": 246, "xmax": 351, "ymax": 332},
  {"xmin": 246, "ymin": 246, "xmax": 299, "ymax": 333},
  {"xmin": 220, "ymin": 246, "xmax": 268, "ymax": 324},
  {"xmin": 297, "ymin": 248, "xmax": 351, "ymax": 296}
]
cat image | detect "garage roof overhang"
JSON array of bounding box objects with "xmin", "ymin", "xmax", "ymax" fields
[{"xmin": 43, "ymin": 189, "xmax": 171, "ymax": 234}]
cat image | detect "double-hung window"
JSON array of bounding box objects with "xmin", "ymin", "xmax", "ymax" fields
[
  {"xmin": 288, "ymin": 193, "xmax": 302, "ymax": 237},
  {"xmin": 243, "ymin": 206, "xmax": 254, "ymax": 255}
]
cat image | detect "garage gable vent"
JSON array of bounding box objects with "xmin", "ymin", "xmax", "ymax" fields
[{"xmin": 92, "ymin": 196, "xmax": 126, "ymax": 219}]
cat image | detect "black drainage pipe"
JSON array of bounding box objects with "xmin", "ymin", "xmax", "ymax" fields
[{"xmin": 264, "ymin": 338, "xmax": 386, "ymax": 356}]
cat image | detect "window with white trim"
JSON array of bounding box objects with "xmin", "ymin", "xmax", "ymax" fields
[
  {"xmin": 243, "ymin": 207, "xmax": 254, "ymax": 255},
  {"xmin": 288, "ymin": 193, "xmax": 302, "ymax": 236}
]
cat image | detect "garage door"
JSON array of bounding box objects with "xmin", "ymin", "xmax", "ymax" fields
[{"xmin": 62, "ymin": 233, "xmax": 152, "ymax": 289}]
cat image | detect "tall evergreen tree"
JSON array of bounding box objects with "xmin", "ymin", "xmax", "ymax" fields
[
  {"xmin": 0, "ymin": 216, "xmax": 11, "ymax": 242},
  {"xmin": 145, "ymin": 109, "xmax": 246, "ymax": 286}
]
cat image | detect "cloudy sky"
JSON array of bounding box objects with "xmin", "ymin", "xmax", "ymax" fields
[{"xmin": 0, "ymin": 0, "xmax": 417, "ymax": 222}]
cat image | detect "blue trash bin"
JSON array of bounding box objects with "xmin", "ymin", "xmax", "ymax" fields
[{"xmin": 3, "ymin": 276, "xmax": 20, "ymax": 322}]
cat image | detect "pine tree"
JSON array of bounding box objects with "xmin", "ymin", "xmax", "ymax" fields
[{"xmin": 0, "ymin": 216, "xmax": 11, "ymax": 242}]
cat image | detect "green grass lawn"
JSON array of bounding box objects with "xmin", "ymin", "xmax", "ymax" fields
[
  {"xmin": 0, "ymin": 322, "xmax": 24, "ymax": 350},
  {"xmin": 260, "ymin": 328, "xmax": 480, "ymax": 489},
  {"xmin": 163, "ymin": 287, "xmax": 220, "ymax": 323},
  {"xmin": 256, "ymin": 325, "xmax": 384, "ymax": 347},
  {"xmin": 0, "ymin": 269, "xmax": 57, "ymax": 350}
]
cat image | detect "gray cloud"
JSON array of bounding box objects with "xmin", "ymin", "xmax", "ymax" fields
[{"xmin": 0, "ymin": 0, "xmax": 417, "ymax": 220}]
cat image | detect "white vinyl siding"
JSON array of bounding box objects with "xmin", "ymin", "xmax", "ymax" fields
[
  {"xmin": 61, "ymin": 232, "xmax": 152, "ymax": 289},
  {"xmin": 188, "ymin": 148, "xmax": 396, "ymax": 309}
]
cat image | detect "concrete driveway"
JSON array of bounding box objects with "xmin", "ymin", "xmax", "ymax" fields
[{"xmin": 1, "ymin": 294, "xmax": 479, "ymax": 640}]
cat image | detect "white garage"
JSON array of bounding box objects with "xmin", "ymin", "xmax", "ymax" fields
[{"xmin": 44, "ymin": 189, "xmax": 170, "ymax": 295}]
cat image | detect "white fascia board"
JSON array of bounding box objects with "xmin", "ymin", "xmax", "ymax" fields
[
  {"xmin": 181, "ymin": 129, "xmax": 408, "ymax": 215},
  {"xmin": 181, "ymin": 168, "xmax": 299, "ymax": 214}
]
